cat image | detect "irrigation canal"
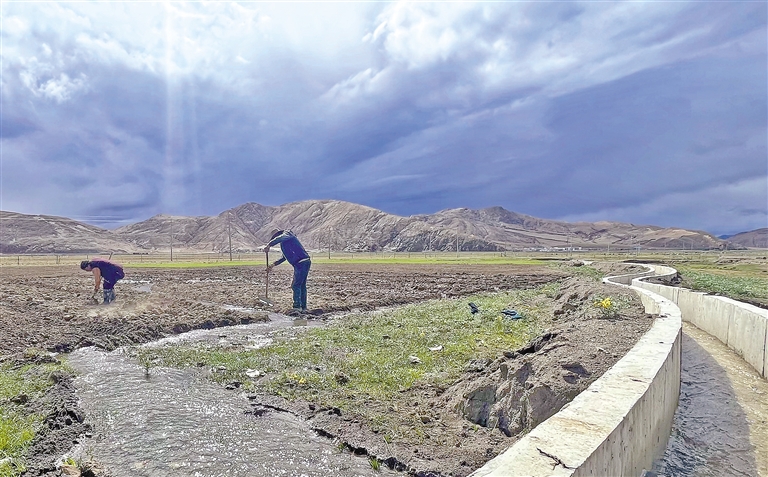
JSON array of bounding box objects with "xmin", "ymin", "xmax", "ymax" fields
[
  {"xmin": 67, "ymin": 314, "xmax": 401, "ymax": 477},
  {"xmin": 652, "ymin": 322, "xmax": 768, "ymax": 477}
]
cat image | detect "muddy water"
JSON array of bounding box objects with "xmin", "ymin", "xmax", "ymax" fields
[
  {"xmin": 653, "ymin": 322, "xmax": 768, "ymax": 477},
  {"xmin": 67, "ymin": 315, "xmax": 400, "ymax": 477}
]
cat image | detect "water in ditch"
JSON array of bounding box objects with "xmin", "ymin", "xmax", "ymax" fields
[
  {"xmin": 66, "ymin": 313, "xmax": 401, "ymax": 477},
  {"xmin": 652, "ymin": 322, "xmax": 768, "ymax": 477}
]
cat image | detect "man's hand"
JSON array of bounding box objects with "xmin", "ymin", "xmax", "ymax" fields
[{"xmin": 263, "ymin": 246, "xmax": 270, "ymax": 253}]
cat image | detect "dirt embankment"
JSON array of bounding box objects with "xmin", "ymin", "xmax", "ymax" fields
[{"xmin": 0, "ymin": 261, "xmax": 651, "ymax": 476}]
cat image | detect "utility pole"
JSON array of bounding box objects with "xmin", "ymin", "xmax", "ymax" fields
[
  {"xmin": 456, "ymin": 226, "xmax": 459, "ymax": 258},
  {"xmin": 170, "ymin": 222, "xmax": 174, "ymax": 262},
  {"xmin": 227, "ymin": 212, "xmax": 233, "ymax": 261},
  {"xmin": 328, "ymin": 227, "xmax": 333, "ymax": 259}
]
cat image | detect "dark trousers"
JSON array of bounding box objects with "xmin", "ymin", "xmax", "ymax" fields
[
  {"xmin": 292, "ymin": 260, "xmax": 311, "ymax": 310},
  {"xmin": 103, "ymin": 280, "xmax": 116, "ymax": 304}
]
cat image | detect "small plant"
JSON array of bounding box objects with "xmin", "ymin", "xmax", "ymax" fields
[
  {"xmin": 369, "ymin": 457, "xmax": 381, "ymax": 471},
  {"xmin": 594, "ymin": 296, "xmax": 619, "ymax": 318},
  {"xmin": 133, "ymin": 349, "xmax": 157, "ymax": 377},
  {"xmin": 595, "ymin": 296, "xmax": 613, "ymax": 314}
]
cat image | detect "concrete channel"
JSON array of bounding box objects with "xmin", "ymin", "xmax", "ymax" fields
[{"xmin": 471, "ymin": 263, "xmax": 767, "ymax": 477}]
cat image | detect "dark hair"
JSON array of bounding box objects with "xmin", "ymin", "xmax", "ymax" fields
[{"xmin": 80, "ymin": 261, "xmax": 91, "ymax": 270}]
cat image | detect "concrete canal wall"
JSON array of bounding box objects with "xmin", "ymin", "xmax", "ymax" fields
[
  {"xmin": 634, "ymin": 268, "xmax": 768, "ymax": 379},
  {"xmin": 470, "ymin": 265, "xmax": 683, "ymax": 476}
]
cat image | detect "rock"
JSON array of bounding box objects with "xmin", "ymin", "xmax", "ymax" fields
[
  {"xmin": 409, "ymin": 355, "xmax": 422, "ymax": 364},
  {"xmin": 460, "ymin": 385, "xmax": 496, "ymax": 426}
]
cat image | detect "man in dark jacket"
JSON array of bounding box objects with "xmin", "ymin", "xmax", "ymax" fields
[
  {"xmin": 264, "ymin": 229, "xmax": 311, "ymax": 315},
  {"xmin": 81, "ymin": 258, "xmax": 125, "ymax": 304}
]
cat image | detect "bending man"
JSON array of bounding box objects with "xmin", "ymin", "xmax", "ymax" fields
[
  {"xmin": 81, "ymin": 258, "xmax": 125, "ymax": 304},
  {"xmin": 264, "ymin": 229, "xmax": 311, "ymax": 315}
]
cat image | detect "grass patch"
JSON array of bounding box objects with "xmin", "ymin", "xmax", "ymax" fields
[
  {"xmin": 0, "ymin": 353, "xmax": 69, "ymax": 477},
  {"xmin": 675, "ymin": 265, "xmax": 768, "ymax": 305},
  {"xmin": 134, "ymin": 285, "xmax": 554, "ymax": 439}
]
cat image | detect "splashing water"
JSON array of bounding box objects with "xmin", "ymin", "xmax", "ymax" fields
[
  {"xmin": 652, "ymin": 323, "xmax": 768, "ymax": 477},
  {"xmin": 67, "ymin": 316, "xmax": 400, "ymax": 476}
]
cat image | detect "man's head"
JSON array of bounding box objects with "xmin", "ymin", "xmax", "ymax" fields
[
  {"xmin": 80, "ymin": 260, "xmax": 92, "ymax": 271},
  {"xmin": 269, "ymin": 228, "xmax": 282, "ymax": 239}
]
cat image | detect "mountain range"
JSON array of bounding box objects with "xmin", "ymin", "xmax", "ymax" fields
[
  {"xmin": 0, "ymin": 200, "xmax": 760, "ymax": 254},
  {"xmin": 721, "ymin": 228, "xmax": 768, "ymax": 249}
]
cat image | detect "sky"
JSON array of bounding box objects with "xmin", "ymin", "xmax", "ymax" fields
[{"xmin": 1, "ymin": 1, "xmax": 766, "ymax": 236}]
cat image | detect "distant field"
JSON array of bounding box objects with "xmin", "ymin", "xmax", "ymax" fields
[
  {"xmin": 669, "ymin": 257, "xmax": 767, "ymax": 308},
  {"xmin": 1, "ymin": 249, "xmax": 763, "ymax": 268},
  {"xmin": 0, "ymin": 248, "xmax": 763, "ymax": 269}
]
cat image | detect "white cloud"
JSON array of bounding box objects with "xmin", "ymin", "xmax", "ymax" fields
[
  {"xmin": 321, "ymin": 67, "xmax": 380, "ymax": 103},
  {"xmin": 20, "ymin": 68, "xmax": 88, "ymax": 103},
  {"xmin": 353, "ymin": 1, "xmax": 726, "ymax": 102}
]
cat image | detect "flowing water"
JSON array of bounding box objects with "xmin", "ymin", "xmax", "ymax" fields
[
  {"xmin": 67, "ymin": 314, "xmax": 401, "ymax": 477},
  {"xmin": 652, "ymin": 322, "xmax": 768, "ymax": 477}
]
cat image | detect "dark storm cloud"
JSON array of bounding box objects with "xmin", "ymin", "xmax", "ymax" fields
[
  {"xmin": 530, "ymin": 54, "xmax": 767, "ymax": 216},
  {"xmin": 1, "ymin": 1, "xmax": 765, "ymax": 235}
]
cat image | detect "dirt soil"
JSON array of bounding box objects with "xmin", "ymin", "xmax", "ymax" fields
[{"xmin": 0, "ymin": 261, "xmax": 653, "ymax": 476}]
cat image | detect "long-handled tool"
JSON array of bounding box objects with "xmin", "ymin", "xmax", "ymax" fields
[{"xmin": 258, "ymin": 249, "xmax": 273, "ymax": 307}]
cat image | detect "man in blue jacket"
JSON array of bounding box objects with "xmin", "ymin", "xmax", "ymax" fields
[
  {"xmin": 80, "ymin": 258, "xmax": 125, "ymax": 304},
  {"xmin": 264, "ymin": 229, "xmax": 311, "ymax": 315}
]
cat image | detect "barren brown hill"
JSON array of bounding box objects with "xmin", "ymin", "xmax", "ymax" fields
[
  {"xmin": 422, "ymin": 206, "xmax": 727, "ymax": 250},
  {"xmin": 725, "ymin": 228, "xmax": 768, "ymax": 249},
  {"xmin": 0, "ymin": 211, "xmax": 141, "ymax": 254},
  {"xmin": 0, "ymin": 200, "xmax": 731, "ymax": 254}
]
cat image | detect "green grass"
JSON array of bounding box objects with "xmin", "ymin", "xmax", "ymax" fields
[
  {"xmin": 134, "ymin": 285, "xmax": 555, "ymax": 439},
  {"xmin": 0, "ymin": 354, "xmax": 69, "ymax": 477},
  {"xmin": 675, "ymin": 265, "xmax": 768, "ymax": 305}
]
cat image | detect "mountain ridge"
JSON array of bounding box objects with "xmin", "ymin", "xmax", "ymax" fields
[{"xmin": 0, "ymin": 200, "xmax": 753, "ymax": 254}]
